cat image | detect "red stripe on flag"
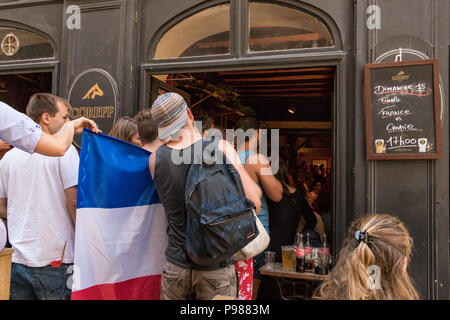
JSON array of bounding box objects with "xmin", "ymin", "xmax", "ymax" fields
[{"xmin": 71, "ymin": 275, "xmax": 161, "ymax": 300}]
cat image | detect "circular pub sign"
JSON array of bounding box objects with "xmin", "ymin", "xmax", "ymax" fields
[{"xmin": 68, "ymin": 69, "xmax": 118, "ymax": 147}]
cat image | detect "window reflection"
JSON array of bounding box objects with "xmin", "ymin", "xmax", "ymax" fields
[
  {"xmin": 249, "ymin": 2, "xmax": 333, "ymax": 52},
  {"xmin": 154, "ymin": 3, "xmax": 230, "ymax": 59},
  {"xmin": 0, "ymin": 27, "xmax": 54, "ymax": 61}
]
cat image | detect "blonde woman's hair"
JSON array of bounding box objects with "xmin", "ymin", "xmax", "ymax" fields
[{"xmin": 316, "ymin": 214, "xmax": 420, "ymax": 300}]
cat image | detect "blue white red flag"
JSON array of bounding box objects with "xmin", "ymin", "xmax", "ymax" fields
[{"xmin": 71, "ymin": 129, "xmax": 167, "ymax": 300}]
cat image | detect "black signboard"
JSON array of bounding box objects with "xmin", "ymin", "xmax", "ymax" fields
[
  {"xmin": 365, "ymin": 59, "xmax": 441, "ymax": 160},
  {"xmin": 68, "ymin": 69, "xmax": 118, "ymax": 147}
]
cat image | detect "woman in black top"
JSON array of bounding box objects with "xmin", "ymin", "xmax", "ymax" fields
[{"xmin": 267, "ymin": 161, "xmax": 317, "ymax": 262}]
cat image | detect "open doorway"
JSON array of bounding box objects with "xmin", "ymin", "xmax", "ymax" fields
[
  {"xmin": 0, "ymin": 72, "xmax": 52, "ymax": 158},
  {"xmin": 0, "ymin": 72, "xmax": 52, "ymax": 113},
  {"xmin": 151, "ymin": 66, "xmax": 335, "ymax": 250}
]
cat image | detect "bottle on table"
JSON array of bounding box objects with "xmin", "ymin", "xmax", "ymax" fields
[
  {"xmin": 294, "ymin": 232, "xmax": 299, "ymax": 256},
  {"xmin": 295, "ymin": 233, "xmax": 305, "ymax": 273},
  {"xmin": 314, "ymin": 248, "xmax": 321, "ymax": 274},
  {"xmin": 320, "ymin": 233, "xmax": 330, "ymax": 275},
  {"xmin": 328, "ymin": 256, "xmax": 334, "ymax": 272}
]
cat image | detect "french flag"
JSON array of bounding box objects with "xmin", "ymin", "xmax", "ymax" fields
[{"xmin": 71, "ymin": 129, "xmax": 168, "ymax": 300}]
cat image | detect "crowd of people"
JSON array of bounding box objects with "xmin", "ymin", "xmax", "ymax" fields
[
  {"xmin": 294, "ymin": 159, "xmax": 332, "ymax": 246},
  {"xmin": 0, "ymin": 95, "xmax": 97, "ymax": 299},
  {"xmin": 0, "ymin": 93, "xmax": 419, "ymax": 300}
]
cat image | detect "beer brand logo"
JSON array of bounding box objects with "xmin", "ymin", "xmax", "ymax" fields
[
  {"xmin": 82, "ymin": 83, "xmax": 104, "ymax": 100},
  {"xmin": 392, "ymin": 71, "xmax": 410, "ymax": 82}
]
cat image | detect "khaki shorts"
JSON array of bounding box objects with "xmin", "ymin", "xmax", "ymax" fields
[{"xmin": 160, "ymin": 261, "xmax": 238, "ymax": 300}]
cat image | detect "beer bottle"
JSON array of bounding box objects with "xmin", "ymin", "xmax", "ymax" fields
[
  {"xmin": 328, "ymin": 256, "xmax": 333, "ymax": 272},
  {"xmin": 294, "ymin": 233, "xmax": 299, "ymax": 256},
  {"xmin": 304, "ymin": 233, "xmax": 313, "ymax": 272},
  {"xmin": 295, "ymin": 233, "xmax": 305, "ymax": 273}
]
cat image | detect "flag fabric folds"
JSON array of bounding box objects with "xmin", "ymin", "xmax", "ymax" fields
[{"xmin": 71, "ymin": 129, "xmax": 167, "ymax": 300}]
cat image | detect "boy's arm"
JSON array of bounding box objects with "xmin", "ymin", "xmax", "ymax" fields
[
  {"xmin": 0, "ymin": 198, "xmax": 6, "ymax": 219},
  {"xmin": 246, "ymin": 154, "xmax": 283, "ymax": 202},
  {"xmin": 64, "ymin": 186, "xmax": 78, "ymax": 224},
  {"xmin": 34, "ymin": 117, "xmax": 101, "ymax": 157}
]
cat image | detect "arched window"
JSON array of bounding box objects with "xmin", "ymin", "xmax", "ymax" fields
[
  {"xmin": 155, "ymin": 3, "xmax": 231, "ymax": 59},
  {"xmin": 248, "ymin": 2, "xmax": 333, "ymax": 51},
  {"xmin": 0, "ymin": 27, "xmax": 54, "ymax": 62},
  {"xmin": 153, "ymin": 1, "xmax": 335, "ymax": 60}
]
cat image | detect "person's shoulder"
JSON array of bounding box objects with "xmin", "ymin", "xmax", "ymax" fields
[
  {"xmin": 0, "ymin": 149, "xmax": 33, "ymax": 176},
  {"xmin": 68, "ymin": 144, "xmax": 79, "ymax": 155},
  {"xmin": 0, "ymin": 101, "xmax": 12, "ymax": 109},
  {"xmin": 56, "ymin": 145, "xmax": 79, "ymax": 171},
  {"xmin": 245, "ymin": 152, "xmax": 269, "ymax": 166},
  {"xmin": 216, "ymin": 138, "xmax": 234, "ymax": 154},
  {"xmin": 1, "ymin": 147, "xmax": 26, "ymax": 162},
  {"xmin": 60, "ymin": 145, "xmax": 79, "ymax": 159}
]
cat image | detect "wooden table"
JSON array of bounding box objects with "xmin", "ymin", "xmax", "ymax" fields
[
  {"xmin": 0, "ymin": 248, "xmax": 14, "ymax": 300},
  {"xmin": 260, "ymin": 262, "xmax": 328, "ymax": 300},
  {"xmin": 260, "ymin": 262, "xmax": 329, "ymax": 281}
]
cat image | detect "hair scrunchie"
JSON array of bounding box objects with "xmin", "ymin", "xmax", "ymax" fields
[{"xmin": 355, "ymin": 230, "xmax": 369, "ymax": 244}]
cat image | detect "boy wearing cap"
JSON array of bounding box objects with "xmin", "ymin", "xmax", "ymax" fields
[{"xmin": 149, "ymin": 92, "xmax": 262, "ymax": 300}]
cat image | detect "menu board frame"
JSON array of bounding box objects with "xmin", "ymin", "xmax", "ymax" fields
[{"xmin": 365, "ymin": 59, "xmax": 442, "ymax": 160}]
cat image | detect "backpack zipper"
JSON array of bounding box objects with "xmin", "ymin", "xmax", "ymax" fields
[{"xmin": 205, "ymin": 210, "xmax": 253, "ymax": 226}]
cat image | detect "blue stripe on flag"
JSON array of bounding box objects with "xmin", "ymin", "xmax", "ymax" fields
[{"xmin": 77, "ymin": 129, "xmax": 161, "ymax": 209}]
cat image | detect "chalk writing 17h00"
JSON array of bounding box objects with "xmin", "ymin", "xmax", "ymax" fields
[{"xmin": 386, "ymin": 136, "xmax": 417, "ymax": 149}]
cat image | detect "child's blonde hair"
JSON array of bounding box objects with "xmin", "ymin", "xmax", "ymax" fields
[{"xmin": 317, "ymin": 214, "xmax": 420, "ymax": 300}]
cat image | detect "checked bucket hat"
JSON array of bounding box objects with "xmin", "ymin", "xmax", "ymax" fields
[{"xmin": 151, "ymin": 92, "xmax": 188, "ymax": 140}]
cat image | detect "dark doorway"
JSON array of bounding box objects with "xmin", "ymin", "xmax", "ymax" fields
[
  {"xmin": 0, "ymin": 72, "xmax": 52, "ymax": 113},
  {"xmin": 151, "ymin": 66, "xmax": 335, "ymax": 300},
  {"xmin": 151, "ymin": 66, "xmax": 335, "ymax": 252}
]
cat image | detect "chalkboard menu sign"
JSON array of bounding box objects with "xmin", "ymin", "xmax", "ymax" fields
[{"xmin": 365, "ymin": 59, "xmax": 441, "ymax": 160}]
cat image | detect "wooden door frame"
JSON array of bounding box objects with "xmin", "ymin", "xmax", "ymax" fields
[{"xmin": 0, "ymin": 61, "xmax": 59, "ymax": 96}]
